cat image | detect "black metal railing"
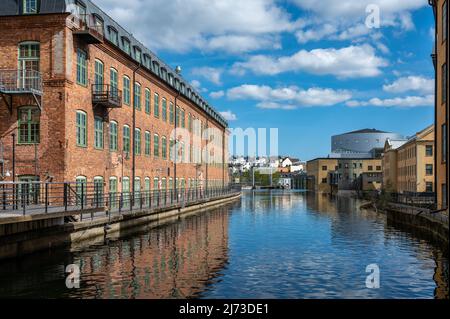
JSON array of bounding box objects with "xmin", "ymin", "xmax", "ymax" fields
[
  {"xmin": 0, "ymin": 69, "xmax": 43, "ymax": 94},
  {"xmin": 73, "ymin": 14, "xmax": 104, "ymax": 42},
  {"xmin": 390, "ymin": 192, "xmax": 436, "ymax": 208},
  {"xmin": 0, "ymin": 181, "xmax": 239, "ymax": 219},
  {"xmin": 92, "ymin": 84, "xmax": 122, "ymax": 108}
]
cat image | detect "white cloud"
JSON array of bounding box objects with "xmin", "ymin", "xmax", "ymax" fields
[
  {"xmin": 383, "ymin": 76, "xmax": 434, "ymax": 94},
  {"xmin": 227, "ymin": 84, "xmax": 352, "ymax": 108},
  {"xmin": 210, "ymin": 90, "xmax": 225, "ymax": 99},
  {"xmin": 346, "ymin": 95, "xmax": 434, "ymax": 108},
  {"xmin": 206, "ymin": 35, "xmax": 282, "ymax": 53},
  {"xmin": 95, "ymin": 0, "xmax": 298, "ymax": 53},
  {"xmin": 190, "ymin": 80, "xmax": 208, "ymax": 93},
  {"xmin": 231, "ymin": 45, "xmax": 388, "ymax": 78},
  {"xmin": 220, "ymin": 110, "xmax": 238, "ymax": 121},
  {"xmin": 192, "ymin": 67, "xmax": 223, "ymax": 85},
  {"xmin": 291, "ymin": 0, "xmax": 426, "ymax": 45},
  {"xmin": 291, "ymin": 0, "xmax": 426, "ymax": 22}
]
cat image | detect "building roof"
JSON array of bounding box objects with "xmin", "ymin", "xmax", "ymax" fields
[
  {"xmin": 385, "ymin": 138, "xmax": 408, "ymax": 150},
  {"xmin": 343, "ymin": 128, "xmax": 389, "ymax": 135},
  {"xmin": 0, "ymin": 0, "xmax": 228, "ymax": 128}
]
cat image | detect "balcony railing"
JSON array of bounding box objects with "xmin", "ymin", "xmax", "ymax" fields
[
  {"xmin": 0, "ymin": 69, "xmax": 43, "ymax": 95},
  {"xmin": 92, "ymin": 84, "xmax": 122, "ymax": 108},
  {"xmin": 73, "ymin": 14, "xmax": 104, "ymax": 44}
]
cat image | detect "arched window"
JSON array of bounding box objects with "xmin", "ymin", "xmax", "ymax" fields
[
  {"xmin": 110, "ymin": 68, "xmax": 118, "ymax": 98},
  {"xmin": 94, "ymin": 117, "xmax": 104, "ymax": 149},
  {"xmin": 134, "ymin": 128, "xmax": 141, "ymax": 155},
  {"xmin": 123, "ymin": 125, "xmax": 130, "ymax": 153},
  {"xmin": 75, "ymin": 176, "xmax": 87, "ymax": 205},
  {"xmin": 123, "ymin": 76, "xmax": 130, "ymax": 105},
  {"xmin": 122, "ymin": 176, "xmax": 130, "ymax": 207},
  {"xmin": 109, "ymin": 177, "xmax": 118, "ymax": 209},
  {"xmin": 18, "ymin": 107, "xmax": 40, "ymax": 144},
  {"xmin": 134, "ymin": 82, "xmax": 141, "ymax": 110},
  {"xmin": 76, "ymin": 49, "xmax": 87, "ymax": 86},
  {"xmin": 94, "ymin": 59, "xmax": 104, "ymax": 93},
  {"xmin": 153, "ymin": 134, "xmax": 160, "ymax": 157},
  {"xmin": 93, "ymin": 176, "xmax": 104, "ymax": 206},
  {"xmin": 109, "ymin": 121, "xmax": 118, "ymax": 151}
]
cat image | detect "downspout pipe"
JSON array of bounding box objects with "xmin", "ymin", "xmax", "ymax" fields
[
  {"xmin": 131, "ymin": 63, "xmax": 141, "ymax": 201},
  {"xmin": 174, "ymin": 89, "xmax": 180, "ymax": 198}
]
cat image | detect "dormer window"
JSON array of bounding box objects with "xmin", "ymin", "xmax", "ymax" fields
[
  {"xmin": 108, "ymin": 26, "xmax": 118, "ymax": 45},
  {"xmin": 23, "ymin": 0, "xmax": 39, "ymax": 14},
  {"xmin": 161, "ymin": 68, "xmax": 167, "ymax": 81},
  {"xmin": 122, "ymin": 37, "xmax": 131, "ymax": 54},
  {"xmin": 134, "ymin": 46, "xmax": 142, "ymax": 63},
  {"xmin": 143, "ymin": 54, "xmax": 151, "ymax": 69},
  {"xmin": 93, "ymin": 14, "xmax": 104, "ymax": 33},
  {"xmin": 180, "ymin": 83, "xmax": 185, "ymax": 95},
  {"xmin": 169, "ymin": 74, "xmax": 174, "ymax": 86},
  {"xmin": 152, "ymin": 61, "xmax": 160, "ymax": 76}
]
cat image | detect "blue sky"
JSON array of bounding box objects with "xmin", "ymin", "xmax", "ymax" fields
[{"xmin": 96, "ymin": 0, "xmax": 436, "ymax": 161}]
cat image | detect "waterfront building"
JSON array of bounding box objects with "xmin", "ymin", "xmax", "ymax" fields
[
  {"xmin": 330, "ymin": 128, "xmax": 404, "ymax": 159},
  {"xmin": 430, "ymin": 0, "xmax": 448, "ymax": 212},
  {"xmin": 336, "ymin": 158, "xmax": 383, "ymax": 191},
  {"xmin": 0, "ymin": 0, "xmax": 229, "ymax": 194},
  {"xmin": 306, "ymin": 158, "xmax": 338, "ymax": 193},
  {"xmin": 382, "ymin": 125, "xmax": 435, "ymax": 194},
  {"xmin": 382, "ymin": 138, "xmax": 408, "ymax": 191}
]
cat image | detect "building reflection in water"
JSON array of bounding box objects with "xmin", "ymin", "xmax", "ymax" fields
[
  {"xmin": 61, "ymin": 208, "xmax": 230, "ymax": 299},
  {"xmin": 241, "ymin": 190, "xmax": 306, "ymax": 213},
  {"xmin": 0, "ymin": 207, "xmax": 230, "ymax": 299}
]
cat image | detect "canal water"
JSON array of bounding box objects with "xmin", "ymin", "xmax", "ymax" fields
[{"xmin": 0, "ymin": 191, "xmax": 448, "ymax": 299}]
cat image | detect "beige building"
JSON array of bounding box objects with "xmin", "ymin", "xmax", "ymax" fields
[
  {"xmin": 383, "ymin": 125, "xmax": 435, "ymax": 194},
  {"xmin": 336, "ymin": 158, "xmax": 382, "ymax": 191},
  {"xmin": 382, "ymin": 139, "xmax": 408, "ymax": 191},
  {"xmin": 307, "ymin": 157, "xmax": 382, "ymax": 193},
  {"xmin": 306, "ymin": 158, "xmax": 338, "ymax": 193}
]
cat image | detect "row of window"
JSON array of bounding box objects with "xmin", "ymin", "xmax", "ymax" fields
[
  {"xmin": 75, "ymin": 176, "xmax": 225, "ymax": 194},
  {"xmin": 76, "ymin": 54, "xmax": 207, "ymax": 133},
  {"xmin": 76, "ymin": 111, "xmax": 212, "ymax": 163},
  {"xmin": 398, "ymin": 181, "xmax": 434, "ymax": 193},
  {"xmin": 399, "ymin": 164, "xmax": 434, "ymax": 177}
]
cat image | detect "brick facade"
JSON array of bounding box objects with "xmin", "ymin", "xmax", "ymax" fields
[{"xmin": 0, "ymin": 13, "xmax": 229, "ymax": 192}]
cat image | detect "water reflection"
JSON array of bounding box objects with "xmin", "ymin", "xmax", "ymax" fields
[
  {"xmin": 0, "ymin": 208, "xmax": 230, "ymax": 299},
  {"xmin": 0, "ymin": 191, "xmax": 447, "ymax": 299}
]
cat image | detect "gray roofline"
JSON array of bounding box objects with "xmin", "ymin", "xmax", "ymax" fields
[{"xmin": 80, "ymin": 0, "xmax": 228, "ymax": 128}]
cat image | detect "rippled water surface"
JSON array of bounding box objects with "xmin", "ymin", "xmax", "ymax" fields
[{"xmin": 0, "ymin": 191, "xmax": 448, "ymax": 299}]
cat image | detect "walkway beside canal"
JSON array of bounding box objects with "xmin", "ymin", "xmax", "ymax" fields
[{"xmin": 0, "ymin": 183, "xmax": 241, "ymax": 260}]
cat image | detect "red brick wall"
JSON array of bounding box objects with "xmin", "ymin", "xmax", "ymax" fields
[
  {"xmin": 0, "ymin": 14, "xmax": 68, "ymax": 182},
  {"xmin": 1, "ymin": 13, "xmax": 228, "ymax": 190}
]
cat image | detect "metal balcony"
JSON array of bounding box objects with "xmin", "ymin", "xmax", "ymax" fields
[
  {"xmin": 73, "ymin": 14, "xmax": 104, "ymax": 44},
  {"xmin": 92, "ymin": 84, "xmax": 122, "ymax": 108},
  {"xmin": 0, "ymin": 69, "xmax": 43, "ymax": 112}
]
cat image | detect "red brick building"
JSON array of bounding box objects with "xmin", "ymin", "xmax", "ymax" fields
[{"xmin": 0, "ymin": 0, "xmax": 229, "ymax": 195}]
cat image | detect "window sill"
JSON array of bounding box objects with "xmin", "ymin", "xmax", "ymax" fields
[{"xmin": 17, "ymin": 142, "xmax": 40, "ymax": 146}]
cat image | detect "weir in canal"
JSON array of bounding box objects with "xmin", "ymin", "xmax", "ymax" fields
[{"xmin": 0, "ymin": 190, "xmax": 447, "ymax": 299}]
